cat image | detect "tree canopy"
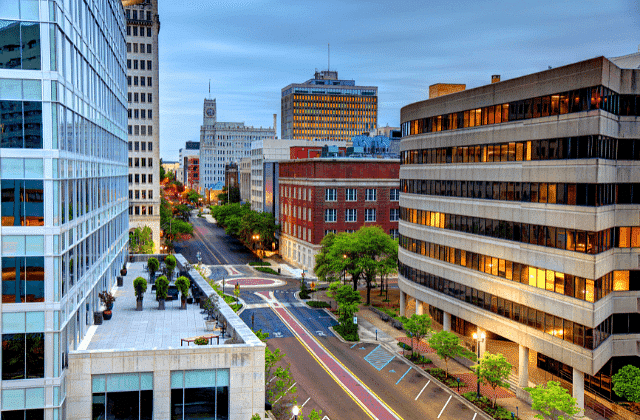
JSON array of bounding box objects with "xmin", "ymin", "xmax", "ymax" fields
[
  {"xmin": 612, "ymin": 364, "xmax": 640, "ymax": 402},
  {"xmin": 403, "ymin": 313, "xmax": 432, "ymax": 358},
  {"xmin": 211, "ymin": 203, "xmax": 278, "ymax": 250},
  {"xmin": 129, "ymin": 226, "xmax": 154, "ymax": 254},
  {"xmin": 428, "ymin": 330, "xmax": 475, "ymax": 377},
  {"xmin": 473, "ymin": 352, "xmax": 512, "ymax": 408},
  {"xmin": 327, "ymin": 281, "xmax": 361, "ymax": 341},
  {"xmin": 314, "ymin": 226, "xmax": 398, "ymax": 304},
  {"xmin": 525, "ymin": 381, "xmax": 580, "ymax": 420}
]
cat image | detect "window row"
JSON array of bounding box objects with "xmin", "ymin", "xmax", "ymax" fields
[
  {"xmin": 128, "ymin": 157, "xmax": 153, "ymax": 167},
  {"xmin": 126, "ymin": 42, "xmax": 152, "ymax": 54},
  {"xmin": 1, "ymin": 180, "xmax": 43, "ymax": 227},
  {"xmin": 126, "ymin": 59, "xmax": 152, "ymax": 71},
  {"xmin": 127, "ymin": 76, "xmax": 153, "ymax": 87},
  {"xmin": 399, "ymin": 262, "xmax": 612, "ymax": 350},
  {"xmin": 129, "ymin": 190, "xmax": 153, "ymax": 200},
  {"xmin": 128, "ymin": 141, "xmax": 153, "ymax": 152},
  {"xmin": 125, "ymin": 10, "xmax": 153, "ymax": 21},
  {"xmin": 324, "ymin": 188, "xmax": 390, "ymax": 202},
  {"xmin": 127, "ymin": 109, "xmax": 153, "ymax": 120},
  {"xmin": 399, "ymin": 234, "xmax": 629, "ymax": 303},
  {"xmin": 400, "ymin": 179, "xmax": 640, "ymax": 206},
  {"xmin": 400, "ymin": 135, "xmax": 640, "ymax": 165},
  {"xmin": 399, "ymin": 207, "xmax": 624, "ymax": 255},
  {"xmin": 128, "ymin": 125, "xmax": 153, "ymax": 136},
  {"xmin": 129, "ymin": 205, "xmax": 154, "ymax": 216},
  {"xmin": 401, "ymin": 85, "xmax": 637, "ymax": 137},
  {"xmin": 126, "ymin": 25, "xmax": 152, "ymax": 37},
  {"xmin": 128, "ymin": 174, "xmax": 154, "ymax": 184},
  {"xmin": 0, "ymin": 101, "xmax": 42, "ymax": 149},
  {"xmin": 0, "ymin": 20, "xmax": 40, "ymax": 70},
  {"xmin": 127, "ymin": 92, "xmax": 153, "ymax": 103},
  {"xmin": 91, "ymin": 373, "xmax": 153, "ymax": 420},
  {"xmin": 59, "ymin": 177, "xmax": 127, "ymax": 225},
  {"xmin": 324, "ymin": 208, "xmax": 378, "ymax": 222}
]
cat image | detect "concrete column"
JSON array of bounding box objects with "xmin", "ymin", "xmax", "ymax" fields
[
  {"xmin": 416, "ymin": 300, "xmax": 423, "ymax": 315},
  {"xmin": 518, "ymin": 345, "xmax": 529, "ymax": 388},
  {"xmin": 442, "ymin": 311, "xmax": 451, "ymax": 331},
  {"xmin": 399, "ymin": 290, "xmax": 406, "ymax": 317},
  {"xmin": 573, "ymin": 367, "xmax": 585, "ymax": 412}
]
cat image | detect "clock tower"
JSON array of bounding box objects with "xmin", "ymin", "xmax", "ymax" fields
[{"xmin": 203, "ymin": 98, "xmax": 216, "ymax": 126}]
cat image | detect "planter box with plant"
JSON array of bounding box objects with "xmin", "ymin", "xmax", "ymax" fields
[
  {"xmin": 133, "ymin": 277, "xmax": 147, "ymax": 311},
  {"xmin": 147, "ymin": 257, "xmax": 159, "ymax": 283},
  {"xmin": 175, "ymin": 276, "xmax": 190, "ymax": 310},
  {"xmin": 155, "ymin": 275, "xmax": 169, "ymax": 310},
  {"xmin": 98, "ymin": 291, "xmax": 116, "ymax": 320},
  {"xmin": 164, "ymin": 255, "xmax": 177, "ymax": 281}
]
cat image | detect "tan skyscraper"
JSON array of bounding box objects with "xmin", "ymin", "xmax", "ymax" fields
[{"xmin": 123, "ymin": 0, "xmax": 161, "ymax": 251}]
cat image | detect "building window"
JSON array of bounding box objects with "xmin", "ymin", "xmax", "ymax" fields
[
  {"xmin": 345, "ymin": 209, "xmax": 357, "ymax": 222},
  {"xmin": 1, "ymin": 257, "xmax": 44, "ymax": 303},
  {"xmin": 365, "ymin": 208, "xmax": 376, "ymax": 222},
  {"xmin": 2, "ymin": 332, "xmax": 44, "ymax": 379},
  {"xmin": 324, "ymin": 209, "xmax": 336, "ymax": 222},
  {"xmin": 1, "ymin": 180, "xmax": 44, "ymax": 226},
  {"xmin": 325, "ymin": 188, "xmax": 336, "ymax": 201},
  {"xmin": 365, "ymin": 188, "xmax": 377, "ymax": 201},
  {"xmin": 0, "ymin": 101, "xmax": 43, "ymax": 149},
  {"xmin": 390, "ymin": 229, "xmax": 399, "ymax": 239},
  {"xmin": 345, "ymin": 188, "xmax": 357, "ymax": 201},
  {"xmin": 92, "ymin": 373, "xmax": 153, "ymax": 420},
  {"xmin": 390, "ymin": 188, "xmax": 400, "ymax": 201},
  {"xmin": 171, "ymin": 370, "xmax": 229, "ymax": 420},
  {"xmin": 390, "ymin": 208, "xmax": 399, "ymax": 222}
]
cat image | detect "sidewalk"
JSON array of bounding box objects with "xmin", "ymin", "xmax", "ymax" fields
[{"xmin": 355, "ymin": 308, "xmax": 547, "ymax": 420}]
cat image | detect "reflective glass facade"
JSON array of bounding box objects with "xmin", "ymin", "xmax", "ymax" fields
[{"xmin": 0, "ymin": 0, "xmax": 129, "ymax": 418}]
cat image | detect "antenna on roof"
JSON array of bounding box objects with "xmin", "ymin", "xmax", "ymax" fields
[
  {"xmin": 328, "ymin": 43, "xmax": 330, "ymax": 71},
  {"xmin": 208, "ymin": 79, "xmax": 211, "ymax": 99}
]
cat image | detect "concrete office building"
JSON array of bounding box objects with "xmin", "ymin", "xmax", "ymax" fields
[
  {"xmin": 250, "ymin": 139, "xmax": 346, "ymax": 212},
  {"xmin": 398, "ymin": 54, "xmax": 640, "ymax": 410},
  {"xmin": 124, "ymin": 0, "xmax": 161, "ymax": 252},
  {"xmin": 161, "ymin": 161, "xmax": 179, "ymax": 176},
  {"xmin": 199, "ymin": 98, "xmax": 275, "ymax": 189},
  {"xmin": 178, "ymin": 141, "xmax": 199, "ymax": 186},
  {"xmin": 0, "ymin": 0, "xmax": 129, "ymax": 418},
  {"xmin": 239, "ymin": 157, "xmax": 251, "ymax": 204},
  {"xmin": 281, "ymin": 70, "xmax": 378, "ymax": 141},
  {"xmin": 279, "ymin": 159, "xmax": 400, "ymax": 273}
]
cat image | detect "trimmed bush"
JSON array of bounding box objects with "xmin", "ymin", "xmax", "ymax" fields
[
  {"xmin": 194, "ymin": 337, "xmax": 208, "ymax": 345},
  {"xmin": 248, "ymin": 261, "xmax": 271, "ymax": 266},
  {"xmin": 334, "ymin": 324, "xmax": 359, "ymax": 342},
  {"xmin": 155, "ymin": 276, "xmax": 169, "ymax": 300},
  {"xmin": 397, "ymin": 342, "xmax": 412, "ymax": 351},
  {"xmin": 306, "ymin": 301, "xmax": 330, "ymax": 309},
  {"xmin": 254, "ymin": 267, "xmax": 279, "ymax": 275},
  {"xmin": 133, "ymin": 277, "xmax": 147, "ymax": 299},
  {"xmin": 175, "ymin": 276, "xmax": 190, "ymax": 300}
]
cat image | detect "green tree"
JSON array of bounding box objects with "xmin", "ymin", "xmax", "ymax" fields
[
  {"xmin": 254, "ymin": 330, "xmax": 297, "ymax": 416},
  {"xmin": 300, "ymin": 409, "xmax": 323, "ymax": 420},
  {"xmin": 186, "ymin": 190, "xmax": 202, "ymax": 204},
  {"xmin": 159, "ymin": 163, "xmax": 166, "ymax": 181},
  {"xmin": 314, "ymin": 233, "xmax": 340, "ymax": 282},
  {"xmin": 250, "ymin": 415, "xmax": 261, "ymax": 420},
  {"xmin": 428, "ymin": 330, "xmax": 475, "ymax": 377},
  {"xmin": 327, "ymin": 281, "xmax": 361, "ymax": 340},
  {"xmin": 473, "ymin": 352, "xmax": 512, "ymax": 408},
  {"xmin": 173, "ymin": 204, "xmax": 191, "ymax": 221},
  {"xmin": 133, "ymin": 277, "xmax": 147, "ymax": 299},
  {"xmin": 175, "ymin": 276, "xmax": 190, "ymax": 302},
  {"xmin": 525, "ymin": 381, "xmax": 581, "ymax": 420},
  {"xmin": 612, "ymin": 364, "xmax": 640, "ymax": 402},
  {"xmin": 155, "ymin": 275, "xmax": 169, "ymax": 301},
  {"xmin": 164, "ymin": 255, "xmax": 176, "ymax": 281},
  {"xmin": 147, "ymin": 257, "xmax": 159, "ymax": 281},
  {"xmin": 129, "ymin": 226, "xmax": 155, "ymax": 254},
  {"xmin": 402, "ymin": 313, "xmax": 432, "ymax": 359}
]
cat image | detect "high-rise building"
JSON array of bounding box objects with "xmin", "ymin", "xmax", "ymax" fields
[
  {"xmin": 0, "ymin": 0, "xmax": 129, "ymax": 418},
  {"xmin": 178, "ymin": 141, "xmax": 199, "ymax": 185},
  {"xmin": 281, "ymin": 70, "xmax": 378, "ymax": 141},
  {"xmin": 124, "ymin": 0, "xmax": 160, "ymax": 251},
  {"xmin": 398, "ymin": 54, "xmax": 640, "ymax": 411},
  {"xmin": 199, "ymin": 98, "xmax": 275, "ymax": 189}
]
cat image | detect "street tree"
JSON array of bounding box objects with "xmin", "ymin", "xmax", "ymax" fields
[
  {"xmin": 525, "ymin": 381, "xmax": 581, "ymax": 420},
  {"xmin": 612, "ymin": 364, "xmax": 640, "ymax": 402},
  {"xmin": 327, "ymin": 281, "xmax": 361, "ymax": 340},
  {"xmin": 402, "ymin": 313, "xmax": 432, "ymax": 359},
  {"xmin": 129, "ymin": 226, "xmax": 154, "ymax": 254},
  {"xmin": 428, "ymin": 330, "xmax": 475, "ymax": 377},
  {"xmin": 186, "ymin": 190, "xmax": 202, "ymax": 205},
  {"xmin": 313, "ymin": 233, "xmax": 339, "ymax": 282},
  {"xmin": 473, "ymin": 352, "xmax": 512, "ymax": 408}
]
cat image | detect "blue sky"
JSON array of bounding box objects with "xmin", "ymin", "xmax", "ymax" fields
[{"xmin": 157, "ymin": 0, "xmax": 640, "ymax": 161}]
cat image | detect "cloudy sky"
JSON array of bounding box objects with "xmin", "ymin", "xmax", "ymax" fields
[{"xmin": 157, "ymin": 0, "xmax": 639, "ymax": 161}]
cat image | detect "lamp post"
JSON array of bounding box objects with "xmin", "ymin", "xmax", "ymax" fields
[
  {"xmin": 472, "ymin": 331, "xmax": 486, "ymax": 399},
  {"xmin": 292, "ymin": 405, "xmax": 299, "ymax": 420},
  {"xmin": 343, "ymin": 254, "xmax": 347, "ymax": 285}
]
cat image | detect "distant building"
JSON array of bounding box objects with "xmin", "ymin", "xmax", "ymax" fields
[
  {"xmin": 161, "ymin": 161, "xmax": 179, "ymax": 175},
  {"xmin": 178, "ymin": 141, "xmax": 199, "ymax": 185},
  {"xmin": 374, "ymin": 124, "xmax": 401, "ymax": 138},
  {"xmin": 225, "ymin": 163, "xmax": 239, "ymax": 191},
  {"xmin": 428, "ymin": 83, "xmax": 466, "ymax": 99},
  {"xmin": 279, "ymin": 158, "xmax": 400, "ymax": 273},
  {"xmin": 199, "ymin": 98, "xmax": 275, "ymax": 189},
  {"xmin": 349, "ymin": 135, "xmax": 400, "ymax": 158},
  {"xmin": 281, "ymin": 70, "xmax": 378, "ymax": 141},
  {"xmin": 250, "ymin": 139, "xmax": 346, "ymax": 212},
  {"xmin": 239, "ymin": 158, "xmax": 251, "ymax": 203},
  {"xmin": 125, "ymin": 0, "xmax": 161, "ymax": 251},
  {"xmin": 186, "ymin": 156, "xmax": 200, "ymax": 190}
]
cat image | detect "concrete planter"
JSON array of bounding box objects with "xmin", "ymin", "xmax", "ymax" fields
[
  {"xmin": 94, "ymin": 312, "xmax": 103, "ymax": 325},
  {"xmin": 136, "ymin": 299, "xmax": 143, "ymax": 311},
  {"xmin": 205, "ymin": 320, "xmax": 217, "ymax": 331},
  {"xmin": 117, "ymin": 276, "xmax": 124, "ymax": 287},
  {"xmin": 180, "ymin": 299, "xmax": 187, "ymax": 310},
  {"xmin": 158, "ymin": 299, "xmax": 165, "ymax": 310}
]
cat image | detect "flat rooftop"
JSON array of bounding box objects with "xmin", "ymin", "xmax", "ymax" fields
[{"xmin": 80, "ymin": 262, "xmax": 214, "ymax": 351}]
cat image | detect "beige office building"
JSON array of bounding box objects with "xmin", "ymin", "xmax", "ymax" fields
[
  {"xmin": 399, "ymin": 54, "xmax": 640, "ymax": 412},
  {"xmin": 124, "ymin": 0, "xmax": 161, "ymax": 251}
]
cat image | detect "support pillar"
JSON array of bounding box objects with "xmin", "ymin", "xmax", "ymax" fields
[
  {"xmin": 399, "ymin": 290, "xmax": 406, "ymax": 317},
  {"xmin": 442, "ymin": 311, "xmax": 451, "ymax": 331},
  {"xmin": 416, "ymin": 300, "xmax": 423, "ymax": 315},
  {"xmin": 518, "ymin": 345, "xmax": 529, "ymax": 388},
  {"xmin": 573, "ymin": 368, "xmax": 584, "ymax": 412}
]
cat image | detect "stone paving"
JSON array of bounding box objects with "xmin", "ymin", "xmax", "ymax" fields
[{"xmin": 86, "ymin": 263, "xmax": 213, "ymax": 350}]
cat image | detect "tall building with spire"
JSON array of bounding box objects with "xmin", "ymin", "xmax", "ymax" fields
[
  {"xmin": 281, "ymin": 70, "xmax": 378, "ymax": 141},
  {"xmin": 123, "ymin": 0, "xmax": 161, "ymax": 251}
]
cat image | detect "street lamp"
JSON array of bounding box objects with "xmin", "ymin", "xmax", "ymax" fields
[
  {"xmin": 343, "ymin": 254, "xmax": 347, "ymax": 285},
  {"xmin": 292, "ymin": 405, "xmax": 299, "ymax": 420},
  {"xmin": 472, "ymin": 331, "xmax": 486, "ymax": 399}
]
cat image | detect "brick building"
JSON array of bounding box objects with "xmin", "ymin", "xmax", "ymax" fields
[
  {"xmin": 187, "ymin": 156, "xmax": 199, "ymax": 190},
  {"xmin": 279, "ymin": 158, "xmax": 400, "ymax": 273}
]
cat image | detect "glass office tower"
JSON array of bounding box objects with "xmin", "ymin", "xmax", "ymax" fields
[{"xmin": 0, "ymin": 0, "xmax": 128, "ymax": 418}]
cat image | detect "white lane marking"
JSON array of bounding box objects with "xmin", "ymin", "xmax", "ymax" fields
[
  {"xmin": 438, "ymin": 395, "xmax": 452, "ymax": 418},
  {"xmin": 268, "ymin": 376, "xmax": 276, "ymax": 383},
  {"xmin": 274, "ymin": 382, "xmax": 297, "ymax": 403},
  {"xmin": 415, "ymin": 380, "xmax": 430, "ymax": 400},
  {"xmin": 301, "ymin": 397, "xmax": 310, "ymax": 408},
  {"xmin": 472, "ymin": 413, "xmax": 477, "ymax": 420}
]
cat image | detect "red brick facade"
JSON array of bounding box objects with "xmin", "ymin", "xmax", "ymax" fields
[
  {"xmin": 289, "ymin": 146, "xmax": 347, "ymax": 160},
  {"xmin": 187, "ymin": 157, "xmax": 199, "ymax": 189},
  {"xmin": 279, "ymin": 159, "xmax": 400, "ymax": 247}
]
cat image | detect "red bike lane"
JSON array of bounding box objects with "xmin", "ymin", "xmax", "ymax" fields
[{"xmin": 256, "ymin": 291, "xmax": 402, "ymax": 420}]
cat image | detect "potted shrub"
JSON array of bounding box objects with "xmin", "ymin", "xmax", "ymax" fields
[
  {"xmin": 164, "ymin": 254, "xmax": 177, "ymax": 281},
  {"xmin": 98, "ymin": 291, "xmax": 116, "ymax": 311},
  {"xmin": 155, "ymin": 275, "xmax": 169, "ymax": 310},
  {"xmin": 175, "ymin": 276, "xmax": 190, "ymax": 310},
  {"xmin": 147, "ymin": 257, "xmax": 159, "ymax": 283},
  {"xmin": 120, "ymin": 263, "xmax": 127, "ymax": 276},
  {"xmin": 102, "ymin": 309, "xmax": 112, "ymax": 320},
  {"xmin": 133, "ymin": 277, "xmax": 147, "ymax": 311}
]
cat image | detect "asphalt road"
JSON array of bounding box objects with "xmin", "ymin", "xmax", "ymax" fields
[{"xmin": 173, "ymin": 215, "xmax": 258, "ymax": 265}]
